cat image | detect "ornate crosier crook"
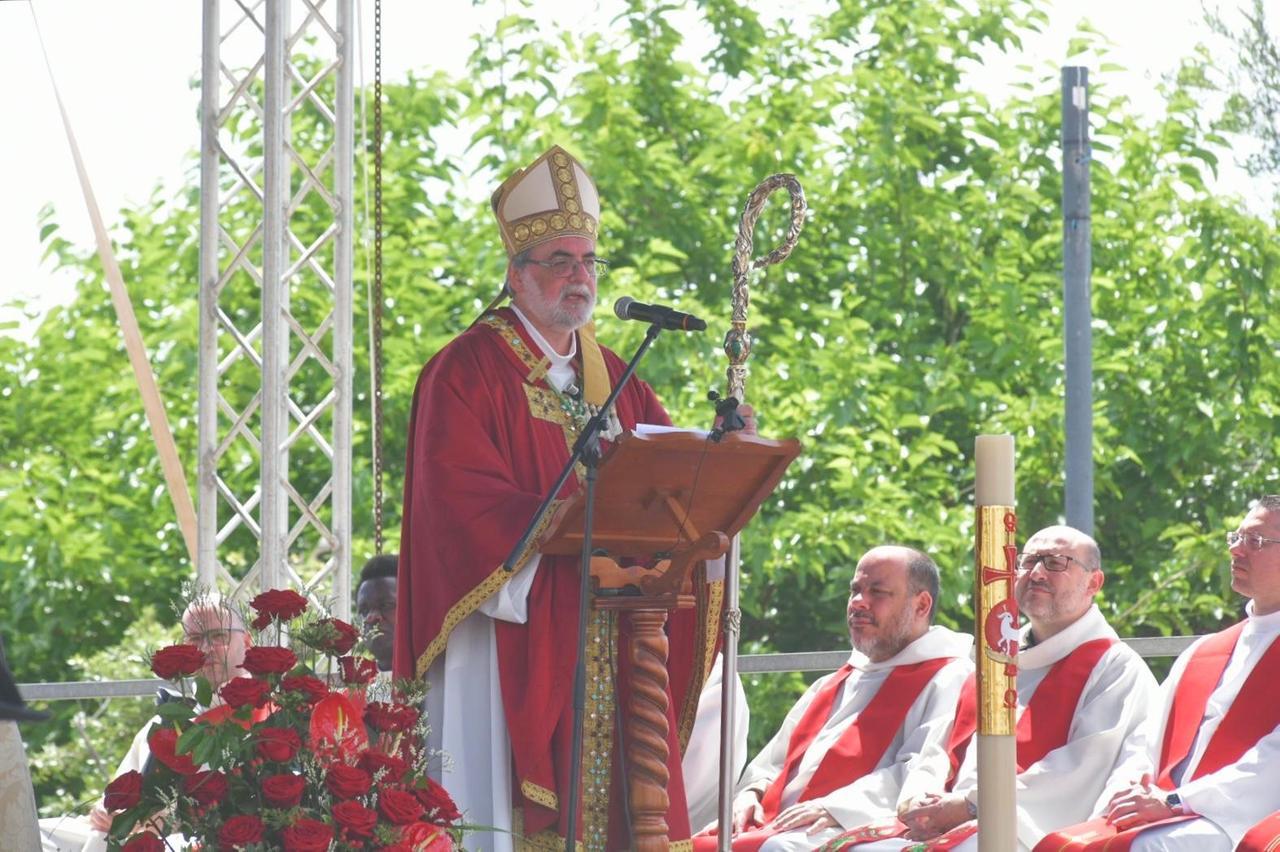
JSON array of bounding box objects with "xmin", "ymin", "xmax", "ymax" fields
[
  {"xmin": 724, "ymin": 174, "xmax": 807, "ymax": 400},
  {"xmin": 715, "ymin": 172, "xmax": 805, "ymax": 848}
]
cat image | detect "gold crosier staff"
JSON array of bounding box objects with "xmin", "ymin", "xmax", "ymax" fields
[{"xmin": 716, "ymin": 174, "xmax": 806, "ymax": 847}]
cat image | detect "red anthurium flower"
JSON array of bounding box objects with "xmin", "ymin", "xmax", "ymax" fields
[{"xmin": 147, "ymin": 727, "xmax": 199, "ymax": 776}]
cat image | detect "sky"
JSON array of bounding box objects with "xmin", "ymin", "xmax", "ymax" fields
[{"xmin": 0, "ymin": 0, "xmax": 1269, "ymax": 342}]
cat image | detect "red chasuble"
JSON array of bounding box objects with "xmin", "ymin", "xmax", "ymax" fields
[
  {"xmin": 393, "ymin": 308, "xmax": 718, "ymax": 846},
  {"xmin": 821, "ymin": 638, "xmax": 1115, "ymax": 852},
  {"xmin": 1034, "ymin": 622, "xmax": 1280, "ymax": 852}
]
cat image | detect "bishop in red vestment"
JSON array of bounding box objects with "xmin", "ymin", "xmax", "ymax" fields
[{"xmin": 393, "ymin": 145, "xmax": 722, "ymax": 851}]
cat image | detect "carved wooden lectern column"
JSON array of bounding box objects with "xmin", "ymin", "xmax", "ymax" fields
[{"xmin": 542, "ymin": 431, "xmax": 801, "ymax": 850}]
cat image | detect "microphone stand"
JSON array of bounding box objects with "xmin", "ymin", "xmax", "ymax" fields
[{"xmin": 502, "ymin": 321, "xmax": 664, "ymax": 852}]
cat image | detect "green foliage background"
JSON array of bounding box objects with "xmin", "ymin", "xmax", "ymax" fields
[{"xmin": 2, "ymin": 0, "xmax": 1277, "ymax": 816}]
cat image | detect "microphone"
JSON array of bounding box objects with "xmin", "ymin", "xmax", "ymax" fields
[{"xmin": 613, "ymin": 297, "xmax": 707, "ymax": 332}]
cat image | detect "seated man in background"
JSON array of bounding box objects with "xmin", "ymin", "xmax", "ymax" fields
[
  {"xmin": 828, "ymin": 525, "xmax": 1158, "ymax": 851},
  {"xmin": 1040, "ymin": 496, "xmax": 1280, "ymax": 852},
  {"xmin": 40, "ymin": 596, "xmax": 252, "ymax": 852},
  {"xmin": 356, "ymin": 553, "xmax": 398, "ymax": 673},
  {"xmin": 694, "ymin": 545, "xmax": 973, "ymax": 852}
]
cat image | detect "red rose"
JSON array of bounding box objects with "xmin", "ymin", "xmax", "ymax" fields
[
  {"xmin": 312, "ymin": 614, "xmax": 363, "ymax": 652},
  {"xmin": 103, "ymin": 769, "xmax": 143, "ymax": 811},
  {"xmin": 220, "ymin": 675, "xmax": 274, "ymax": 709},
  {"xmin": 379, "ymin": 787, "xmax": 426, "ymax": 825},
  {"xmin": 242, "ymin": 645, "xmax": 298, "ymax": 676},
  {"xmin": 414, "ymin": 777, "xmax": 461, "ymax": 824},
  {"xmin": 218, "ymin": 814, "xmax": 265, "ymax": 848},
  {"xmin": 358, "ymin": 750, "xmax": 409, "ymax": 782},
  {"xmin": 147, "ymin": 727, "xmax": 198, "ymax": 775},
  {"xmin": 282, "ymin": 816, "xmax": 334, "ymax": 852},
  {"xmin": 250, "ymin": 588, "xmax": 309, "ymax": 625},
  {"xmin": 400, "ymin": 822, "xmax": 453, "ymax": 851},
  {"xmin": 182, "ymin": 769, "xmax": 228, "ymax": 807},
  {"xmin": 281, "ymin": 674, "xmax": 329, "ymax": 704},
  {"xmin": 338, "ymin": 654, "xmax": 378, "ymax": 685},
  {"xmin": 365, "ymin": 701, "xmax": 420, "ymax": 733},
  {"xmin": 333, "ymin": 799, "xmax": 379, "ymax": 838},
  {"xmin": 326, "ymin": 764, "xmax": 372, "ymax": 799},
  {"xmin": 149, "ymin": 644, "xmax": 207, "ymax": 680},
  {"xmin": 262, "ymin": 772, "xmax": 306, "ymax": 808},
  {"xmin": 121, "ymin": 833, "xmax": 165, "ymax": 852},
  {"xmin": 256, "ymin": 726, "xmax": 302, "ymax": 762}
]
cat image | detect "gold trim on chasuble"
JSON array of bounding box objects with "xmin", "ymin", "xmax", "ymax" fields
[
  {"xmin": 513, "ymin": 610, "xmax": 616, "ymax": 852},
  {"xmin": 678, "ymin": 569, "xmax": 724, "ymax": 751}
]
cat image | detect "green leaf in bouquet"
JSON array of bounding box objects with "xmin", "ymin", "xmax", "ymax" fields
[
  {"xmin": 155, "ymin": 701, "xmax": 196, "ymax": 723},
  {"xmin": 192, "ymin": 733, "xmax": 221, "ymax": 768},
  {"xmin": 195, "ymin": 676, "xmax": 213, "ymax": 708},
  {"xmin": 176, "ymin": 724, "xmax": 207, "ymax": 756},
  {"xmin": 108, "ymin": 806, "xmax": 144, "ymax": 841}
]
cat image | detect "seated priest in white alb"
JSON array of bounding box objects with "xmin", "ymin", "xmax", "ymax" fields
[
  {"xmin": 692, "ymin": 545, "xmax": 973, "ymax": 852},
  {"xmin": 1038, "ymin": 496, "xmax": 1280, "ymax": 852},
  {"xmin": 825, "ymin": 524, "xmax": 1158, "ymax": 852}
]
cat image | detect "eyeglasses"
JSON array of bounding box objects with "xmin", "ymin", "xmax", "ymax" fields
[
  {"xmin": 522, "ymin": 257, "xmax": 610, "ymax": 279},
  {"xmin": 1227, "ymin": 531, "xmax": 1280, "ymax": 551},
  {"xmin": 182, "ymin": 628, "xmax": 245, "ymax": 648},
  {"xmin": 1015, "ymin": 552, "xmax": 1087, "ymax": 573}
]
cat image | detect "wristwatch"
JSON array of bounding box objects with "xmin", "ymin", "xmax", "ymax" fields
[
  {"xmin": 966, "ymin": 798, "xmax": 978, "ymax": 819},
  {"xmin": 1164, "ymin": 792, "xmax": 1183, "ymax": 814}
]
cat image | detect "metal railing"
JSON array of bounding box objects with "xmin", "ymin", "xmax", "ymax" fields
[{"xmin": 18, "ymin": 635, "xmax": 1198, "ymax": 703}]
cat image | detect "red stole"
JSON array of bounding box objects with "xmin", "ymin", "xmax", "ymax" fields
[
  {"xmin": 826, "ymin": 637, "xmax": 1116, "ymax": 851},
  {"xmin": 1034, "ymin": 622, "xmax": 1280, "ymax": 852},
  {"xmin": 1238, "ymin": 811, "xmax": 1280, "ymax": 852},
  {"xmin": 693, "ymin": 657, "xmax": 953, "ymax": 852}
]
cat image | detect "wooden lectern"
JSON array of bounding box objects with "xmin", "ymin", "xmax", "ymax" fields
[{"xmin": 541, "ymin": 429, "xmax": 801, "ymax": 850}]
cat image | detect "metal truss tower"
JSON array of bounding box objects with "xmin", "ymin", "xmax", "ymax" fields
[{"xmin": 197, "ymin": 0, "xmax": 355, "ymax": 618}]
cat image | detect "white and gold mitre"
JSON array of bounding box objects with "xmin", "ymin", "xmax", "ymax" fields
[{"xmin": 490, "ymin": 145, "xmax": 600, "ymax": 258}]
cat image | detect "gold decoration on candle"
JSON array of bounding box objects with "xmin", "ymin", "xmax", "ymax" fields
[{"xmin": 975, "ymin": 505, "xmax": 1018, "ymax": 736}]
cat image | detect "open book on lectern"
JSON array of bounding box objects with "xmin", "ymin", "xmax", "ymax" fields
[{"xmin": 538, "ymin": 427, "xmax": 802, "ymax": 570}]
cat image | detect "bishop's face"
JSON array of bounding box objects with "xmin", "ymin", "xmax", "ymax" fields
[{"xmin": 509, "ymin": 235, "xmax": 598, "ymax": 340}]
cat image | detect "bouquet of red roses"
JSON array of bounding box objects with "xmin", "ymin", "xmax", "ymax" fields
[{"xmin": 102, "ymin": 589, "xmax": 461, "ymax": 851}]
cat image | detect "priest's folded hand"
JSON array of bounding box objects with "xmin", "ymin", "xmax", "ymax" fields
[
  {"xmin": 899, "ymin": 792, "xmax": 971, "ymax": 840},
  {"xmin": 1106, "ymin": 790, "xmax": 1178, "ymax": 830},
  {"xmin": 732, "ymin": 789, "xmax": 765, "ymax": 833},
  {"xmin": 769, "ymin": 801, "xmax": 837, "ymax": 834}
]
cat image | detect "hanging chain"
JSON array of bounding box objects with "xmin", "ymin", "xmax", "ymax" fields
[{"xmin": 372, "ymin": 0, "xmax": 385, "ymax": 555}]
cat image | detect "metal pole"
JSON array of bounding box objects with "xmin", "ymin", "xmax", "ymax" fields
[
  {"xmin": 197, "ymin": 0, "xmax": 219, "ymax": 592},
  {"xmin": 333, "ymin": 0, "xmax": 355, "ymax": 620},
  {"xmin": 261, "ymin": 1, "xmax": 287, "ymax": 591},
  {"xmin": 1062, "ymin": 66, "xmax": 1093, "ymax": 534}
]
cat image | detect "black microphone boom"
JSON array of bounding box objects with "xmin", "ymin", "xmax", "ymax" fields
[{"xmin": 613, "ymin": 296, "xmax": 707, "ymax": 332}]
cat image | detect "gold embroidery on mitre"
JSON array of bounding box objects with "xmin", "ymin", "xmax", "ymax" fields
[{"xmin": 491, "ymin": 145, "xmax": 601, "ymax": 257}]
